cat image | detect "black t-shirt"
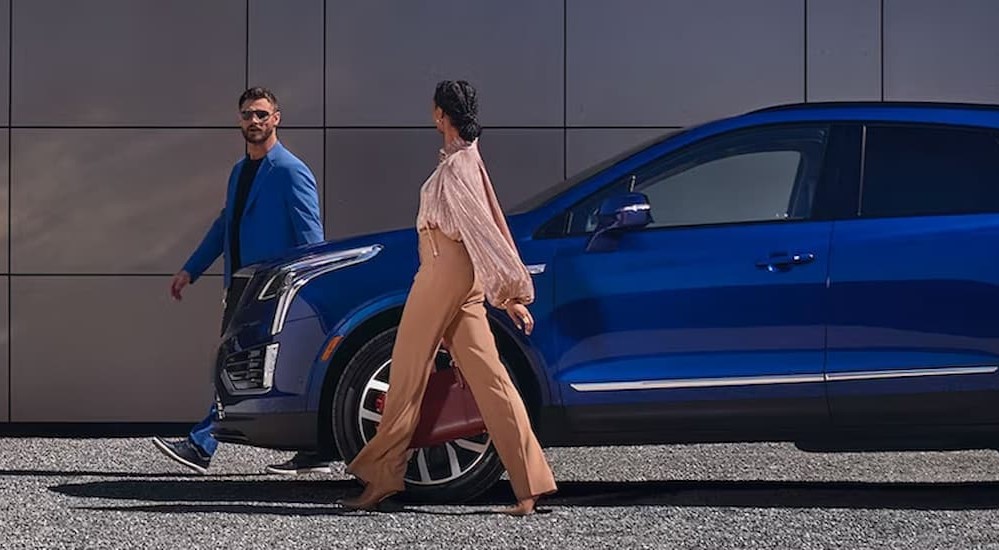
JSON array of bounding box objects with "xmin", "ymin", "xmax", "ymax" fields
[{"xmin": 230, "ymin": 156, "xmax": 263, "ymax": 271}]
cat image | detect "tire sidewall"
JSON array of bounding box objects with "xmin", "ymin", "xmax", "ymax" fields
[{"xmin": 331, "ymin": 326, "xmax": 506, "ymax": 503}]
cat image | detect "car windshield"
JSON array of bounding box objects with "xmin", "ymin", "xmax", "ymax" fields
[{"xmin": 507, "ymin": 127, "xmax": 695, "ymax": 214}]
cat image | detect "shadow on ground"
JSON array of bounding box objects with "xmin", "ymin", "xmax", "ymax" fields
[{"xmin": 40, "ymin": 474, "xmax": 999, "ymax": 516}]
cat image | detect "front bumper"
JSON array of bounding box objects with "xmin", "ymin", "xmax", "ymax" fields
[
  {"xmin": 212, "ymin": 408, "xmax": 318, "ymax": 452},
  {"xmin": 210, "ymin": 312, "xmax": 330, "ymax": 452}
]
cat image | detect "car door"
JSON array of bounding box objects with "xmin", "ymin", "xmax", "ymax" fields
[
  {"xmin": 549, "ymin": 123, "xmax": 843, "ymax": 436},
  {"xmin": 826, "ymin": 122, "xmax": 999, "ymax": 425}
]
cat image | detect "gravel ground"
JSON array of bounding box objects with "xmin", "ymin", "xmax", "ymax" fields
[{"xmin": 2, "ymin": 438, "xmax": 999, "ymax": 549}]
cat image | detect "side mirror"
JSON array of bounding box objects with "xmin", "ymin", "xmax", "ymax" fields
[{"xmin": 585, "ymin": 192, "xmax": 653, "ymax": 252}]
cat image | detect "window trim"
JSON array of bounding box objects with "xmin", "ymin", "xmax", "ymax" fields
[
  {"xmin": 536, "ymin": 122, "xmax": 836, "ymax": 239},
  {"xmin": 856, "ymin": 121, "xmax": 999, "ymax": 220}
]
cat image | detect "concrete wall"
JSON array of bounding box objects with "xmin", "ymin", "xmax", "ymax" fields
[{"xmin": 3, "ymin": 0, "xmax": 998, "ymax": 422}]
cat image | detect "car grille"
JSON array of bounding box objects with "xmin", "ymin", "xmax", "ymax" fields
[{"xmin": 223, "ymin": 347, "xmax": 267, "ymax": 391}]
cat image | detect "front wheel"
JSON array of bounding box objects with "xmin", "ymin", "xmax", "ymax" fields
[{"xmin": 331, "ymin": 327, "xmax": 505, "ymax": 503}]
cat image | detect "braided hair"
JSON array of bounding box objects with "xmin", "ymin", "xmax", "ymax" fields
[{"xmin": 434, "ymin": 80, "xmax": 481, "ymax": 142}]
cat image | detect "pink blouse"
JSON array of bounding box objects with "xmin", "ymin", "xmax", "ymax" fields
[{"xmin": 416, "ymin": 138, "xmax": 534, "ymax": 308}]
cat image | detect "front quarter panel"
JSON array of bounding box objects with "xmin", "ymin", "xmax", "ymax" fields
[{"xmin": 304, "ymin": 292, "xmax": 410, "ymax": 411}]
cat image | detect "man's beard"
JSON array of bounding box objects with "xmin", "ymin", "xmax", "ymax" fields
[{"xmin": 242, "ymin": 126, "xmax": 273, "ymax": 144}]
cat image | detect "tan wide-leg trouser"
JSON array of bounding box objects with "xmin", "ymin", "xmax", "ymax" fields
[{"xmin": 345, "ymin": 228, "xmax": 557, "ymax": 500}]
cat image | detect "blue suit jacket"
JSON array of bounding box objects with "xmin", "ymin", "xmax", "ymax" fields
[{"xmin": 182, "ymin": 141, "xmax": 325, "ymax": 288}]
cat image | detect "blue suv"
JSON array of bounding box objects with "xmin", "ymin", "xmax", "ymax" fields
[{"xmin": 212, "ymin": 101, "xmax": 999, "ymax": 502}]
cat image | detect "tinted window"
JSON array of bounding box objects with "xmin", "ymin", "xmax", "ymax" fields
[
  {"xmin": 563, "ymin": 125, "xmax": 829, "ymax": 234},
  {"xmin": 641, "ymin": 149, "xmax": 805, "ymax": 228},
  {"xmin": 861, "ymin": 125, "xmax": 999, "ymax": 218},
  {"xmin": 509, "ymin": 130, "xmax": 679, "ymax": 215}
]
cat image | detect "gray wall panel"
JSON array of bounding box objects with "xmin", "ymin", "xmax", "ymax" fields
[
  {"xmin": 884, "ymin": 0, "xmax": 999, "ymax": 102},
  {"xmin": 0, "ymin": 277, "xmax": 6, "ymax": 422},
  {"xmin": 249, "ymin": 0, "xmax": 324, "ymax": 126},
  {"xmin": 12, "ymin": 0, "xmax": 245, "ymax": 126},
  {"xmin": 807, "ymin": 0, "xmax": 881, "ymax": 101},
  {"xmin": 476, "ymin": 130, "xmax": 564, "ymax": 210},
  {"xmin": 5, "ymin": 0, "xmax": 997, "ymax": 426},
  {"xmin": 0, "ymin": 133, "xmax": 7, "ymax": 273},
  {"xmin": 325, "ymin": 130, "xmax": 562, "ymax": 239},
  {"xmin": 326, "ymin": 0, "xmax": 563, "ymax": 126},
  {"xmin": 0, "ymin": 1, "xmax": 9, "ymax": 126},
  {"xmin": 566, "ymin": 128, "xmax": 675, "ymax": 178},
  {"xmin": 326, "ymin": 129, "xmax": 439, "ymax": 239},
  {"xmin": 11, "ymin": 276, "xmax": 221, "ymax": 421},
  {"xmin": 12, "ymin": 130, "xmax": 244, "ymax": 274},
  {"xmin": 567, "ymin": 0, "xmax": 805, "ymax": 126}
]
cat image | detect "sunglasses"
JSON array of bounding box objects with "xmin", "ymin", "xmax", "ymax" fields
[{"xmin": 240, "ymin": 109, "xmax": 275, "ymax": 121}]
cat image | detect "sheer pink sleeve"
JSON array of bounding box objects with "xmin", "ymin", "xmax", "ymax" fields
[{"xmin": 437, "ymin": 161, "xmax": 534, "ymax": 308}]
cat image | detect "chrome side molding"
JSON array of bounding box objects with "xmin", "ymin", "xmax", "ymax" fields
[
  {"xmin": 570, "ymin": 365, "xmax": 998, "ymax": 392},
  {"xmin": 570, "ymin": 373, "xmax": 823, "ymax": 392},
  {"xmin": 824, "ymin": 365, "xmax": 998, "ymax": 382}
]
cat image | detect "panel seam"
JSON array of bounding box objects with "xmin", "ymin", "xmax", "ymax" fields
[
  {"xmin": 0, "ymin": 125, "xmax": 684, "ymax": 131},
  {"xmin": 880, "ymin": 0, "xmax": 885, "ymax": 101},
  {"xmin": 803, "ymin": 0, "xmax": 808, "ymax": 101},
  {"xmin": 6, "ymin": 0, "xmax": 11, "ymax": 422},
  {"xmin": 322, "ymin": 0, "xmax": 327, "ymax": 228},
  {"xmin": 562, "ymin": 0, "xmax": 567, "ymax": 180},
  {"xmin": 245, "ymin": 0, "xmax": 250, "ymax": 90}
]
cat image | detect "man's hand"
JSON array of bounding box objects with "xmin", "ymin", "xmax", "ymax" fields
[
  {"xmin": 504, "ymin": 302, "xmax": 534, "ymax": 336},
  {"xmin": 170, "ymin": 271, "xmax": 192, "ymax": 301}
]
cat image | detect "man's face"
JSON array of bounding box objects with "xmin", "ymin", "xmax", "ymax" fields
[{"xmin": 239, "ymin": 98, "xmax": 280, "ymax": 144}]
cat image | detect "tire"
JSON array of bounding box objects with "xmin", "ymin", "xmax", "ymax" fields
[{"xmin": 331, "ymin": 327, "xmax": 506, "ymax": 503}]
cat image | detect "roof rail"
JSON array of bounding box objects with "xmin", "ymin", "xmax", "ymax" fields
[{"xmin": 751, "ymin": 101, "xmax": 999, "ymax": 114}]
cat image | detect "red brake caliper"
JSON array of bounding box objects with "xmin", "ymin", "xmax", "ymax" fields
[{"xmin": 374, "ymin": 392, "xmax": 386, "ymax": 415}]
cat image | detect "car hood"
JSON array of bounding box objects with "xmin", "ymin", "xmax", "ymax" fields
[{"xmin": 249, "ymin": 212, "xmax": 537, "ymax": 274}]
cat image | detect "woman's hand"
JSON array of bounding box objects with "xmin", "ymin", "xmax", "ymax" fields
[{"xmin": 505, "ymin": 302, "xmax": 534, "ymax": 335}]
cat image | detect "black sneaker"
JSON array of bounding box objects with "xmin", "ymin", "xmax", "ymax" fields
[
  {"xmin": 152, "ymin": 437, "xmax": 211, "ymax": 475},
  {"xmin": 265, "ymin": 451, "xmax": 332, "ymax": 475}
]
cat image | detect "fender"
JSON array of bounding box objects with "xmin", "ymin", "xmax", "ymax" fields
[
  {"xmin": 486, "ymin": 310, "xmax": 558, "ymax": 407},
  {"xmin": 305, "ymin": 291, "xmax": 409, "ymax": 410},
  {"xmin": 304, "ymin": 288, "xmax": 560, "ymax": 411}
]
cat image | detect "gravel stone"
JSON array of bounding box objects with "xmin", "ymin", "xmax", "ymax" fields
[{"xmin": 1, "ymin": 438, "xmax": 998, "ymax": 549}]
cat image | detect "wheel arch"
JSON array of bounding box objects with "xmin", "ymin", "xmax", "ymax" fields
[
  {"xmin": 316, "ymin": 306, "xmax": 403, "ymax": 457},
  {"xmin": 315, "ymin": 306, "xmax": 547, "ymax": 456}
]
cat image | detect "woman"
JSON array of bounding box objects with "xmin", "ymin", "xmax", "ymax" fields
[{"xmin": 340, "ymin": 80, "xmax": 557, "ymax": 516}]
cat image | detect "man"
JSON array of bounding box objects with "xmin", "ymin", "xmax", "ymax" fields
[{"xmin": 152, "ymin": 87, "xmax": 333, "ymax": 475}]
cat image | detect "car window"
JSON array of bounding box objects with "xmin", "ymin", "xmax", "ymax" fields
[
  {"xmin": 564, "ymin": 125, "xmax": 829, "ymax": 235},
  {"xmin": 511, "ymin": 124, "xmax": 708, "ymax": 215},
  {"xmin": 860, "ymin": 125, "xmax": 999, "ymax": 218}
]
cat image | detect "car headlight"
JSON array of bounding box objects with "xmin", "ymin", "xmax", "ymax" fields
[
  {"xmin": 266, "ymin": 244, "xmax": 383, "ymax": 335},
  {"xmin": 258, "ymin": 270, "xmax": 296, "ymax": 301}
]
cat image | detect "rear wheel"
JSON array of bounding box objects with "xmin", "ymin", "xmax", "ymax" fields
[{"xmin": 331, "ymin": 327, "xmax": 505, "ymax": 503}]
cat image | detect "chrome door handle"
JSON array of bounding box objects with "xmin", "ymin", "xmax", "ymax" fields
[{"xmin": 756, "ymin": 252, "xmax": 815, "ymax": 272}]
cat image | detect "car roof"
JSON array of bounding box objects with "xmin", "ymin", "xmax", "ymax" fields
[
  {"xmin": 739, "ymin": 100, "xmax": 999, "ymax": 128},
  {"xmin": 752, "ymin": 100, "xmax": 999, "ymax": 114},
  {"xmin": 512, "ymin": 100, "xmax": 999, "ymax": 217}
]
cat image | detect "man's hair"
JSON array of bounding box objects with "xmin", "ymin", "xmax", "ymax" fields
[{"xmin": 239, "ymin": 86, "xmax": 279, "ymax": 111}]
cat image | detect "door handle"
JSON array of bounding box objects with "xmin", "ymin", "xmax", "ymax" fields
[{"xmin": 756, "ymin": 252, "xmax": 815, "ymax": 272}]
